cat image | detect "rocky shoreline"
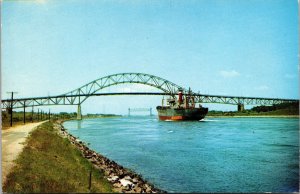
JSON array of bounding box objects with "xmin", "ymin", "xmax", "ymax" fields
[{"xmin": 54, "ymin": 121, "xmax": 165, "ymax": 193}]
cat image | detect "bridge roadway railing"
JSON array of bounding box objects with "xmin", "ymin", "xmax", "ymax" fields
[
  {"xmin": 1, "ymin": 92, "xmax": 298, "ymax": 110},
  {"xmin": 191, "ymin": 93, "xmax": 298, "ymax": 105}
]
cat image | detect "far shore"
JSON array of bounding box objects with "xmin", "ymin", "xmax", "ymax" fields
[{"xmin": 207, "ymin": 115, "xmax": 299, "ymax": 118}]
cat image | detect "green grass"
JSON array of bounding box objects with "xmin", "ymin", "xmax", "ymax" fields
[
  {"xmin": 3, "ymin": 122, "xmax": 113, "ymax": 193},
  {"xmin": 1, "ymin": 111, "xmax": 49, "ymax": 129}
]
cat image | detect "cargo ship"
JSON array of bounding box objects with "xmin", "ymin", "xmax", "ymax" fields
[{"xmin": 156, "ymin": 89, "xmax": 208, "ymax": 121}]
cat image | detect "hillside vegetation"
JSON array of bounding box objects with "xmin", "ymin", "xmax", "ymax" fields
[{"xmin": 208, "ymin": 102, "xmax": 299, "ymax": 116}]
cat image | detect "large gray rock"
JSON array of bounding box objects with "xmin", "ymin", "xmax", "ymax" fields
[
  {"xmin": 120, "ymin": 178, "xmax": 134, "ymax": 188},
  {"xmin": 107, "ymin": 175, "xmax": 119, "ymax": 183}
]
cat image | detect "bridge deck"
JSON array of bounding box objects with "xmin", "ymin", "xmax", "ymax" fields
[{"xmin": 1, "ymin": 92, "xmax": 298, "ymax": 110}]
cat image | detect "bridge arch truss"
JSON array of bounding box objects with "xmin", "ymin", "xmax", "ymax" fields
[
  {"xmin": 65, "ymin": 73, "xmax": 183, "ymax": 104},
  {"xmin": 1, "ymin": 73, "xmax": 298, "ymax": 110},
  {"xmin": 1, "ymin": 73, "xmax": 184, "ymax": 109}
]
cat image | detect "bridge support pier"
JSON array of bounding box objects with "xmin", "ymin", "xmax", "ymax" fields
[
  {"xmin": 237, "ymin": 104, "xmax": 245, "ymax": 112},
  {"xmin": 77, "ymin": 104, "xmax": 82, "ymax": 120},
  {"xmin": 23, "ymin": 103, "xmax": 26, "ymax": 124}
]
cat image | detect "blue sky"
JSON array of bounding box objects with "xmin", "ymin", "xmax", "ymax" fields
[{"xmin": 1, "ymin": 0, "xmax": 299, "ymax": 114}]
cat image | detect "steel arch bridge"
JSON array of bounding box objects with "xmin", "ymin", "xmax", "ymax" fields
[
  {"xmin": 65, "ymin": 72, "xmax": 184, "ymax": 103},
  {"xmin": 1, "ymin": 73, "xmax": 183, "ymax": 108},
  {"xmin": 1, "ymin": 72, "xmax": 298, "ymax": 119}
]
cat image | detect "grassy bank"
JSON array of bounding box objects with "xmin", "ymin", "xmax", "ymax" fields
[
  {"xmin": 1, "ymin": 111, "xmax": 49, "ymax": 129},
  {"xmin": 3, "ymin": 121, "xmax": 113, "ymax": 193}
]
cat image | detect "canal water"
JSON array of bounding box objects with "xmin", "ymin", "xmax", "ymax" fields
[{"xmin": 63, "ymin": 116, "xmax": 299, "ymax": 192}]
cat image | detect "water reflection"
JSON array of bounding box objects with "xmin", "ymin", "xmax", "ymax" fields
[{"xmin": 76, "ymin": 120, "xmax": 82, "ymax": 129}]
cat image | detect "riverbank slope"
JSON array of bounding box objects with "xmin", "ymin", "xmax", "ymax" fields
[{"xmin": 3, "ymin": 121, "xmax": 113, "ymax": 193}]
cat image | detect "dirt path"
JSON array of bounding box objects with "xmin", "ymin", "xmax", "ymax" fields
[{"xmin": 2, "ymin": 121, "xmax": 47, "ymax": 185}]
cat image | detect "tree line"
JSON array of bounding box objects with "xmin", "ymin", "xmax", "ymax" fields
[{"xmin": 251, "ymin": 102, "xmax": 299, "ymax": 113}]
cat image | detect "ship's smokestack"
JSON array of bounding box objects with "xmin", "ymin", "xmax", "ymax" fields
[{"xmin": 178, "ymin": 91, "xmax": 183, "ymax": 104}]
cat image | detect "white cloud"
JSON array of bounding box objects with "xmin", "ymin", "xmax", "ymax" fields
[
  {"xmin": 254, "ymin": 85, "xmax": 269, "ymax": 91},
  {"xmin": 219, "ymin": 70, "xmax": 240, "ymax": 78}
]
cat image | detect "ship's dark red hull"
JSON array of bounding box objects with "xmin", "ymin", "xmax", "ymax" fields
[{"xmin": 156, "ymin": 106, "xmax": 208, "ymax": 121}]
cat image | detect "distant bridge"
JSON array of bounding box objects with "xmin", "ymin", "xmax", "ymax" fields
[
  {"xmin": 128, "ymin": 108, "xmax": 153, "ymax": 116},
  {"xmin": 1, "ymin": 73, "xmax": 298, "ymax": 119}
]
